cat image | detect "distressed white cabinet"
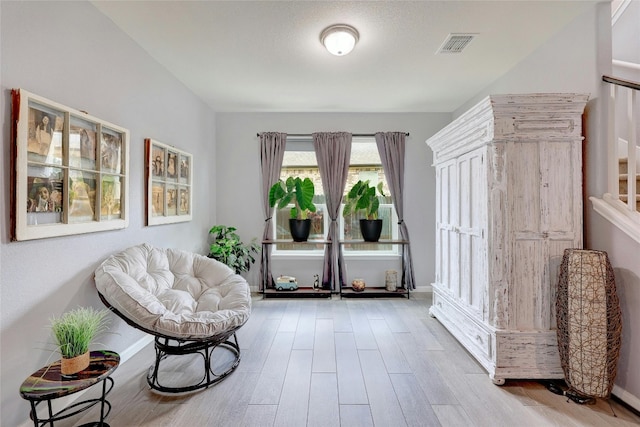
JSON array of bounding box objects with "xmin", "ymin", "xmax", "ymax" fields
[{"xmin": 426, "ymin": 93, "xmax": 589, "ymax": 384}]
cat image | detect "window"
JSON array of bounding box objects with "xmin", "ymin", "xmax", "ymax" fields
[{"xmin": 272, "ymin": 137, "xmax": 398, "ymax": 255}]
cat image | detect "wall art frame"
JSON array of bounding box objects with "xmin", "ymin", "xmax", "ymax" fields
[
  {"xmin": 11, "ymin": 88, "xmax": 129, "ymax": 241},
  {"xmin": 145, "ymin": 138, "xmax": 192, "ymax": 225}
]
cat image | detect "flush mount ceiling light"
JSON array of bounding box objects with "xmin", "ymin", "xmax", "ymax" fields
[{"xmin": 320, "ymin": 24, "xmax": 359, "ymax": 56}]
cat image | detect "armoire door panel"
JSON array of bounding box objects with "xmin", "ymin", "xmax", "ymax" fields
[
  {"xmin": 542, "ymin": 141, "xmax": 577, "ymax": 233},
  {"xmin": 512, "ymin": 239, "xmax": 546, "ymax": 330},
  {"xmin": 449, "ymin": 229, "xmax": 460, "ymax": 297},
  {"xmin": 510, "ymin": 142, "xmax": 541, "ymax": 233}
]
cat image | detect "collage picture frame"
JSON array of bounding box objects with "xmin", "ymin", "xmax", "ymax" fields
[
  {"xmin": 11, "ymin": 88, "xmax": 129, "ymax": 241},
  {"xmin": 145, "ymin": 138, "xmax": 192, "ymax": 225}
]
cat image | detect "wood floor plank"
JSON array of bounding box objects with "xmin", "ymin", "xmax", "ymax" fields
[
  {"xmin": 274, "ymin": 349, "xmax": 313, "ymax": 426},
  {"xmin": 237, "ymin": 317, "xmax": 281, "ymax": 373},
  {"xmin": 394, "ymin": 299, "xmax": 445, "ymax": 351},
  {"xmin": 421, "ymin": 316, "xmax": 485, "ymax": 374},
  {"xmin": 348, "ymin": 301, "xmax": 378, "ymax": 350},
  {"xmin": 201, "ymin": 371, "xmax": 261, "ymax": 426},
  {"xmin": 374, "ymin": 300, "xmax": 411, "ymax": 333},
  {"xmin": 432, "ymin": 404, "xmax": 475, "ymax": 427},
  {"xmin": 308, "ymin": 373, "xmax": 341, "ymax": 427},
  {"xmin": 237, "ymin": 297, "xmax": 270, "ymax": 349},
  {"xmin": 265, "ymin": 299, "xmax": 288, "ymax": 319},
  {"xmin": 312, "ymin": 318, "xmax": 336, "ymax": 373},
  {"xmin": 335, "ymin": 332, "xmax": 369, "ymax": 405},
  {"xmin": 395, "ymin": 333, "xmax": 460, "ymax": 405},
  {"xmin": 278, "ymin": 300, "xmax": 302, "ymax": 332},
  {"xmin": 242, "ymin": 404, "xmax": 278, "ymax": 427},
  {"xmin": 369, "ymin": 318, "xmax": 412, "ymax": 374},
  {"xmin": 360, "ymin": 299, "xmax": 384, "ymax": 320},
  {"xmin": 358, "ymin": 349, "xmax": 408, "ymax": 426},
  {"xmin": 293, "ymin": 301, "xmax": 318, "ymax": 350},
  {"xmin": 315, "ymin": 297, "xmax": 335, "ymax": 319},
  {"xmin": 340, "ymin": 404, "xmax": 375, "ymax": 427},
  {"xmin": 390, "ymin": 373, "xmax": 442, "ymax": 426},
  {"xmin": 330, "ymin": 300, "xmax": 354, "ymax": 333},
  {"xmin": 249, "ymin": 331, "xmax": 295, "ymax": 404}
]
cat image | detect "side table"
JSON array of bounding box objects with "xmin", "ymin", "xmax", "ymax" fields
[{"xmin": 20, "ymin": 350, "xmax": 120, "ymax": 427}]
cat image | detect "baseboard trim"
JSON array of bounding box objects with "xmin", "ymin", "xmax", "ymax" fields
[
  {"xmin": 119, "ymin": 334, "xmax": 154, "ymax": 364},
  {"xmin": 613, "ymin": 384, "xmax": 640, "ymax": 413}
]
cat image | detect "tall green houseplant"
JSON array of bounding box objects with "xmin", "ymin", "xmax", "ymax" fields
[
  {"xmin": 342, "ymin": 180, "xmax": 386, "ymax": 219},
  {"xmin": 269, "ymin": 177, "xmax": 316, "ymax": 219},
  {"xmin": 208, "ymin": 225, "xmax": 260, "ymax": 274},
  {"xmin": 269, "ymin": 177, "xmax": 316, "ymax": 241},
  {"xmin": 343, "ymin": 180, "xmax": 387, "ymax": 242}
]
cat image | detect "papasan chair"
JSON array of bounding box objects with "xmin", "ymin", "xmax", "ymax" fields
[{"xmin": 94, "ymin": 243, "xmax": 251, "ymax": 393}]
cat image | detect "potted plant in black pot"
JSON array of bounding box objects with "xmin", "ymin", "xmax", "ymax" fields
[
  {"xmin": 208, "ymin": 225, "xmax": 260, "ymax": 274},
  {"xmin": 269, "ymin": 177, "xmax": 316, "ymax": 242},
  {"xmin": 343, "ymin": 179, "xmax": 386, "ymax": 242}
]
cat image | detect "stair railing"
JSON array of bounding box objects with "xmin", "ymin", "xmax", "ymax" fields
[{"xmin": 603, "ymin": 75, "xmax": 639, "ymax": 213}]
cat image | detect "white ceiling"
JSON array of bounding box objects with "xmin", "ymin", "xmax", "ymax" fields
[{"xmin": 92, "ymin": 1, "xmax": 596, "ymax": 113}]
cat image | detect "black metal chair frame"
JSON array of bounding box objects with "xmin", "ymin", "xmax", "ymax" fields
[{"xmin": 98, "ymin": 292, "xmax": 242, "ymax": 394}]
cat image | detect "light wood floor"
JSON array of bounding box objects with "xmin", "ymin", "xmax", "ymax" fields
[{"xmin": 64, "ymin": 294, "xmax": 640, "ymax": 426}]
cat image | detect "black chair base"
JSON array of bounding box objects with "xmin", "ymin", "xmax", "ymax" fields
[{"xmin": 147, "ymin": 332, "xmax": 241, "ymax": 394}]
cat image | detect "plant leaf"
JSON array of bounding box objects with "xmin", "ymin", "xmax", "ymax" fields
[
  {"xmin": 295, "ymin": 178, "xmax": 315, "ymax": 211},
  {"xmin": 269, "ymin": 181, "xmax": 286, "ymax": 207}
]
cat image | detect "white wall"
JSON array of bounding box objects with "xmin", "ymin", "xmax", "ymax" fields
[
  {"xmin": 613, "ymin": 0, "xmax": 640, "ymax": 69},
  {"xmin": 215, "ymin": 113, "xmax": 451, "ymax": 291},
  {"xmin": 0, "ymin": 2, "xmax": 216, "ymax": 425},
  {"xmin": 457, "ymin": 2, "xmax": 640, "ymax": 410}
]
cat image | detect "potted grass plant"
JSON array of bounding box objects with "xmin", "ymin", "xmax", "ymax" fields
[
  {"xmin": 269, "ymin": 177, "xmax": 316, "ymax": 242},
  {"xmin": 50, "ymin": 307, "xmax": 110, "ymax": 375},
  {"xmin": 208, "ymin": 225, "xmax": 260, "ymax": 274},
  {"xmin": 343, "ymin": 179, "xmax": 386, "ymax": 242}
]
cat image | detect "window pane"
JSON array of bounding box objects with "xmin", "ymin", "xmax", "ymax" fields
[
  {"xmin": 101, "ymin": 175, "xmax": 123, "ymax": 220},
  {"xmin": 69, "ymin": 171, "xmax": 97, "ymax": 222},
  {"xmin": 26, "ymin": 169, "xmax": 63, "ymax": 225},
  {"xmin": 275, "ymin": 204, "xmax": 326, "ymax": 251},
  {"xmin": 101, "ymin": 128, "xmax": 123, "ymax": 174},
  {"xmin": 70, "ymin": 117, "xmax": 97, "ymax": 170},
  {"xmin": 27, "ymin": 102, "xmax": 64, "ymax": 165},
  {"xmin": 343, "ymin": 202, "xmax": 395, "ymax": 251}
]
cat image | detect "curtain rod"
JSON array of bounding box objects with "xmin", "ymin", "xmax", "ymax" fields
[{"xmin": 256, "ymin": 132, "xmax": 409, "ymax": 138}]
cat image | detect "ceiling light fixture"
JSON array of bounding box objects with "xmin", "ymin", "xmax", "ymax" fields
[{"xmin": 320, "ymin": 24, "xmax": 359, "ymax": 56}]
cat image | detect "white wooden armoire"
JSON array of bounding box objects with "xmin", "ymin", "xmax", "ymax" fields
[{"xmin": 426, "ymin": 93, "xmax": 589, "ymax": 384}]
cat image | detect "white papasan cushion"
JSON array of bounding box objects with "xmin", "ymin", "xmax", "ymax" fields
[{"xmin": 94, "ymin": 243, "xmax": 251, "ymax": 340}]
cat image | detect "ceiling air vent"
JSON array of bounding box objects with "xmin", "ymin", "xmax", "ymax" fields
[{"xmin": 437, "ymin": 33, "xmax": 477, "ymax": 54}]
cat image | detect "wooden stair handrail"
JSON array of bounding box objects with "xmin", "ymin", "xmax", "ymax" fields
[{"xmin": 603, "ymin": 75, "xmax": 640, "ymax": 91}]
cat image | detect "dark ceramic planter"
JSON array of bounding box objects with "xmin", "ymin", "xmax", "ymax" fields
[
  {"xmin": 360, "ymin": 219, "xmax": 383, "ymax": 242},
  {"xmin": 289, "ymin": 219, "xmax": 311, "ymax": 242}
]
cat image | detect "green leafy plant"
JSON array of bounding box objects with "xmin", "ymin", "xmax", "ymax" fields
[
  {"xmin": 342, "ymin": 180, "xmax": 386, "ymax": 219},
  {"xmin": 269, "ymin": 177, "xmax": 316, "ymax": 220},
  {"xmin": 208, "ymin": 225, "xmax": 260, "ymax": 274},
  {"xmin": 50, "ymin": 307, "xmax": 110, "ymax": 359}
]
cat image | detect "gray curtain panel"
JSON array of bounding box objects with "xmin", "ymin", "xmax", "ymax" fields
[
  {"xmin": 259, "ymin": 132, "xmax": 287, "ymax": 291},
  {"xmin": 313, "ymin": 132, "xmax": 352, "ymax": 290},
  {"xmin": 375, "ymin": 132, "xmax": 416, "ymax": 289}
]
